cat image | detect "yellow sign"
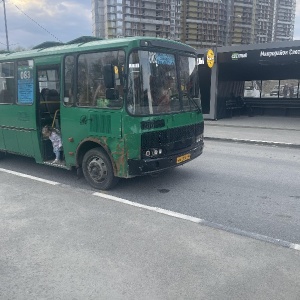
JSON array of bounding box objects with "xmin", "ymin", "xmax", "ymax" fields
[
  {"xmin": 176, "ymin": 153, "xmax": 191, "ymax": 164},
  {"xmin": 114, "ymin": 66, "xmax": 119, "ymax": 74},
  {"xmin": 206, "ymin": 49, "xmax": 215, "ymax": 68}
]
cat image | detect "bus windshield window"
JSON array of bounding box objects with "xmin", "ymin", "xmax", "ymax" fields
[
  {"xmin": 127, "ymin": 50, "xmax": 200, "ymax": 115},
  {"xmin": 178, "ymin": 55, "xmax": 200, "ymax": 112}
]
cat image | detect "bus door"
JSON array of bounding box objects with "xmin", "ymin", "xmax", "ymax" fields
[{"xmin": 36, "ymin": 64, "xmax": 61, "ymax": 161}]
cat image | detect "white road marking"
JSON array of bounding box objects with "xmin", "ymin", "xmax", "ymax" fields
[
  {"xmin": 93, "ymin": 192, "xmax": 203, "ymax": 223},
  {"xmin": 93, "ymin": 191, "xmax": 300, "ymax": 252},
  {"xmin": 291, "ymin": 244, "xmax": 300, "ymax": 251},
  {"xmin": 0, "ymin": 168, "xmax": 60, "ymax": 185},
  {"xmin": 1, "ymin": 167, "xmax": 300, "ymax": 252}
]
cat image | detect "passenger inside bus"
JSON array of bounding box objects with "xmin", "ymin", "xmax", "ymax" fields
[{"xmin": 156, "ymin": 76, "xmax": 173, "ymax": 112}]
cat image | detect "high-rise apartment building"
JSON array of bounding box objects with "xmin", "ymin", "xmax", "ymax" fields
[
  {"xmin": 274, "ymin": 0, "xmax": 296, "ymax": 41},
  {"xmin": 255, "ymin": 0, "xmax": 276, "ymax": 44},
  {"xmin": 92, "ymin": 0, "xmax": 181, "ymax": 40},
  {"xmin": 181, "ymin": 0, "xmax": 228, "ymax": 48},
  {"xmin": 229, "ymin": 0, "xmax": 295, "ymax": 45},
  {"xmin": 91, "ymin": 0, "xmax": 296, "ymax": 48},
  {"xmin": 229, "ymin": 0, "xmax": 257, "ymax": 45}
]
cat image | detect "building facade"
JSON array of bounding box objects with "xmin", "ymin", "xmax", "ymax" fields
[
  {"xmin": 274, "ymin": 0, "xmax": 296, "ymax": 41},
  {"xmin": 91, "ymin": 0, "xmax": 179, "ymax": 40},
  {"xmin": 255, "ymin": 0, "xmax": 276, "ymax": 44},
  {"xmin": 229, "ymin": 0, "xmax": 296, "ymax": 45},
  {"xmin": 91, "ymin": 0, "xmax": 296, "ymax": 48}
]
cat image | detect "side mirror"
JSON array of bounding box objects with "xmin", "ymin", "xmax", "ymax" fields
[
  {"xmin": 103, "ymin": 64, "xmax": 115, "ymax": 89},
  {"xmin": 106, "ymin": 88, "xmax": 119, "ymax": 100}
]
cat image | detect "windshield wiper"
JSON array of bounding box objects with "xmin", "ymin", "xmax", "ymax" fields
[{"xmin": 183, "ymin": 92, "xmax": 202, "ymax": 113}]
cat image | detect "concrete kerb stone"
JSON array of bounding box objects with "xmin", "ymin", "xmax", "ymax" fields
[
  {"xmin": 204, "ymin": 136, "xmax": 300, "ymax": 149},
  {"xmin": 204, "ymin": 123, "xmax": 300, "ymax": 132}
]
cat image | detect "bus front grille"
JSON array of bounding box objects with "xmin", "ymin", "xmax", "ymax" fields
[{"xmin": 141, "ymin": 122, "xmax": 203, "ymax": 155}]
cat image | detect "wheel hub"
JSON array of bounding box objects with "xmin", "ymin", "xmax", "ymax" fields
[{"xmin": 88, "ymin": 157, "xmax": 107, "ymax": 183}]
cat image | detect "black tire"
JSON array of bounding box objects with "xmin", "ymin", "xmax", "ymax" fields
[{"xmin": 82, "ymin": 147, "xmax": 119, "ymax": 190}]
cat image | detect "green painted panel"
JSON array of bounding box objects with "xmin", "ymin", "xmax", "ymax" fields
[
  {"xmin": 59, "ymin": 107, "xmax": 123, "ymax": 167},
  {"xmin": 88, "ymin": 110, "xmax": 122, "ymax": 137},
  {"xmin": 0, "ymin": 129, "xmax": 5, "ymax": 150},
  {"xmin": 0, "ymin": 105, "xmax": 36, "ymax": 128},
  {"xmin": 16, "ymin": 130, "xmax": 35, "ymax": 156},
  {"xmin": 0, "ymin": 104, "xmax": 39, "ymax": 157},
  {"xmin": 2, "ymin": 129, "xmax": 19, "ymax": 152}
]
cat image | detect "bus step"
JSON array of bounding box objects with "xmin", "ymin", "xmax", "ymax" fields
[{"xmin": 43, "ymin": 160, "xmax": 71, "ymax": 170}]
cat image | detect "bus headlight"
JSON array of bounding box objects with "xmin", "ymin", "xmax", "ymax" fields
[
  {"xmin": 144, "ymin": 148, "xmax": 163, "ymax": 158},
  {"xmin": 196, "ymin": 134, "xmax": 203, "ymax": 143}
]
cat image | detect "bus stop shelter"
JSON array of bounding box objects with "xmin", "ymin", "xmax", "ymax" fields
[{"xmin": 198, "ymin": 41, "xmax": 300, "ymax": 120}]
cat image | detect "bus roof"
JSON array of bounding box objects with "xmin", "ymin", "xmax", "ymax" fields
[{"xmin": 0, "ymin": 36, "xmax": 196, "ymax": 62}]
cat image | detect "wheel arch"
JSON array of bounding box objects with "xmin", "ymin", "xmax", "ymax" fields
[{"xmin": 76, "ymin": 138, "xmax": 117, "ymax": 175}]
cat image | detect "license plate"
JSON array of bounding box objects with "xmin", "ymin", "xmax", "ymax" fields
[{"xmin": 176, "ymin": 153, "xmax": 191, "ymax": 164}]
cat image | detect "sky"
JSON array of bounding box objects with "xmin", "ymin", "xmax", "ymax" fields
[
  {"xmin": 0, "ymin": 0, "xmax": 92, "ymax": 50},
  {"xmin": 1, "ymin": 0, "xmax": 300, "ymax": 50}
]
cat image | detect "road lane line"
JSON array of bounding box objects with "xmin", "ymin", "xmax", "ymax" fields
[
  {"xmin": 0, "ymin": 168, "xmax": 60, "ymax": 185},
  {"xmin": 1, "ymin": 167, "xmax": 299, "ymax": 252},
  {"xmin": 291, "ymin": 244, "xmax": 300, "ymax": 251},
  {"xmin": 93, "ymin": 192, "xmax": 203, "ymax": 223},
  {"xmin": 93, "ymin": 191, "xmax": 300, "ymax": 252}
]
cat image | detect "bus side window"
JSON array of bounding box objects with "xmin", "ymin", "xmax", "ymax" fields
[
  {"xmin": 77, "ymin": 70, "xmax": 93, "ymax": 106},
  {"xmin": 77, "ymin": 51, "xmax": 124, "ymax": 109},
  {"xmin": 0, "ymin": 89, "xmax": 11, "ymax": 103},
  {"xmin": 0, "ymin": 62, "xmax": 15, "ymax": 104},
  {"xmin": 64, "ymin": 55, "xmax": 75, "ymax": 106},
  {"xmin": 38, "ymin": 69, "xmax": 60, "ymax": 114}
]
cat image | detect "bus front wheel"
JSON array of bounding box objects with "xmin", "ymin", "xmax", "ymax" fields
[{"xmin": 82, "ymin": 147, "xmax": 119, "ymax": 190}]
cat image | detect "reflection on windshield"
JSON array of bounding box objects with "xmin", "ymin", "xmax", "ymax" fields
[{"xmin": 127, "ymin": 50, "xmax": 200, "ymax": 115}]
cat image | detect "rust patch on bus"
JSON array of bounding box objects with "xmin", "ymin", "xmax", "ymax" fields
[
  {"xmin": 113, "ymin": 140, "xmax": 126, "ymax": 177},
  {"xmin": 76, "ymin": 137, "xmax": 127, "ymax": 177}
]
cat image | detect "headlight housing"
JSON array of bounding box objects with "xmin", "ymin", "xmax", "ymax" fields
[
  {"xmin": 144, "ymin": 148, "xmax": 163, "ymax": 158},
  {"xmin": 196, "ymin": 134, "xmax": 203, "ymax": 143}
]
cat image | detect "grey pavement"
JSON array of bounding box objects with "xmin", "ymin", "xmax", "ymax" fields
[
  {"xmin": 1, "ymin": 115, "xmax": 300, "ymax": 299},
  {"xmin": 204, "ymin": 115, "xmax": 300, "ymax": 147},
  {"xmin": 1, "ymin": 160, "xmax": 300, "ymax": 299}
]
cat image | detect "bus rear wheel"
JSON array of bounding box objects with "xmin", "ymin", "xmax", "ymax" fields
[
  {"xmin": 0, "ymin": 151, "xmax": 5, "ymax": 159},
  {"xmin": 82, "ymin": 147, "xmax": 119, "ymax": 190}
]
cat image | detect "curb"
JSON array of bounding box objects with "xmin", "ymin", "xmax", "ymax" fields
[
  {"xmin": 204, "ymin": 137, "xmax": 300, "ymax": 149},
  {"xmin": 204, "ymin": 123, "xmax": 300, "ymax": 132}
]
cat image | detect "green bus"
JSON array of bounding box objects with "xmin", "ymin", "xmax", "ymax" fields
[{"xmin": 0, "ymin": 36, "xmax": 204, "ymax": 190}]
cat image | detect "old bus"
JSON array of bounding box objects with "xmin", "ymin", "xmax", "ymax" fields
[{"xmin": 0, "ymin": 36, "xmax": 204, "ymax": 189}]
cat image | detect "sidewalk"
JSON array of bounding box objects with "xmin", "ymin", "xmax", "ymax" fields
[{"xmin": 204, "ymin": 115, "xmax": 300, "ymax": 148}]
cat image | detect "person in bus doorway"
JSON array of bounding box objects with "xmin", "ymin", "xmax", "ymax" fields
[{"xmin": 42, "ymin": 125, "xmax": 63, "ymax": 164}]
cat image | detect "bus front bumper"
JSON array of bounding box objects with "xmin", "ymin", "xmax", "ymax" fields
[{"xmin": 127, "ymin": 142, "xmax": 204, "ymax": 176}]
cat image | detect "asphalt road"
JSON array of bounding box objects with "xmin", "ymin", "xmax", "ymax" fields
[
  {"xmin": 1, "ymin": 140, "xmax": 300, "ymax": 299},
  {"xmin": 1, "ymin": 139, "xmax": 300, "ymax": 245}
]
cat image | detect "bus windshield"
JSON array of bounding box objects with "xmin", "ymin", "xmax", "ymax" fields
[{"xmin": 127, "ymin": 50, "xmax": 200, "ymax": 115}]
